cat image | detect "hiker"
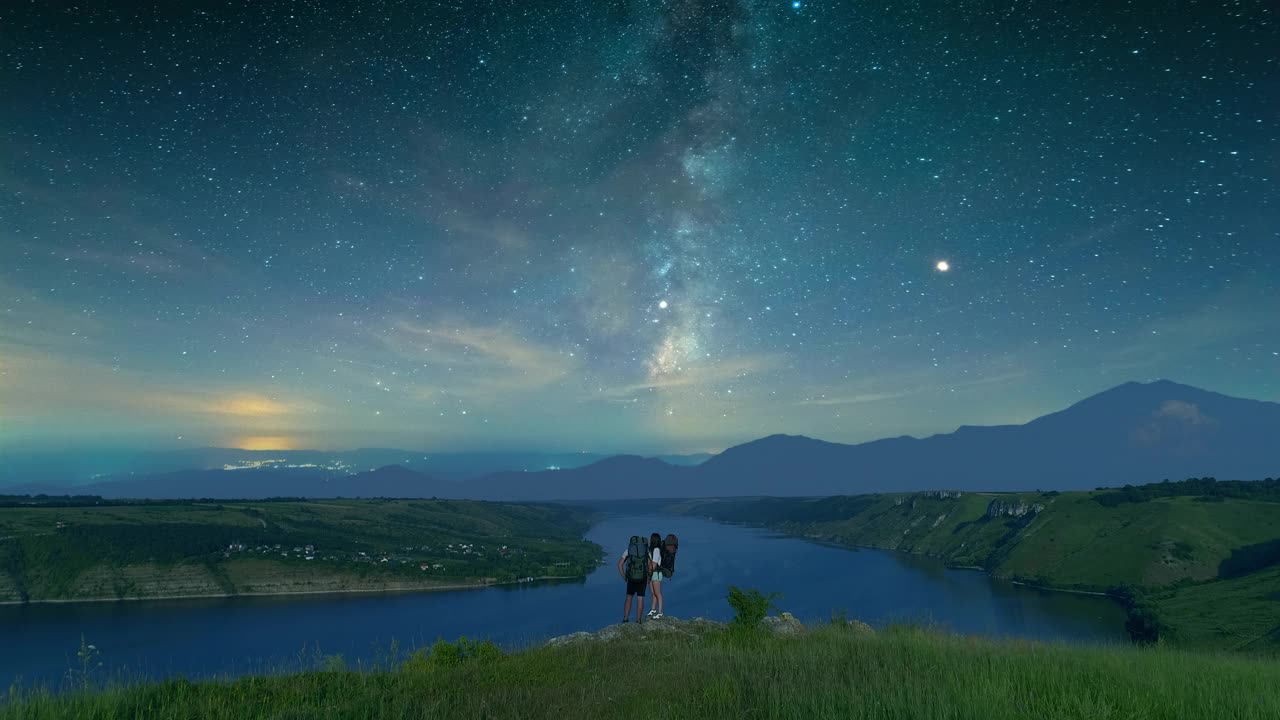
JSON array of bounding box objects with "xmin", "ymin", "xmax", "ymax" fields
[
  {"xmin": 618, "ymin": 534, "xmax": 655, "ymax": 623},
  {"xmin": 646, "ymin": 532, "xmax": 665, "ymax": 619},
  {"xmin": 656, "ymin": 533, "xmax": 678, "ymax": 616}
]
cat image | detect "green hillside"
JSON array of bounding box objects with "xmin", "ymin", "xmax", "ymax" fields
[
  {"xmin": 0, "ymin": 498, "xmax": 602, "ymax": 602},
  {"xmin": 676, "ymin": 479, "xmax": 1280, "ymax": 651},
  {"xmin": 7, "ymin": 621, "xmax": 1278, "ymax": 720}
]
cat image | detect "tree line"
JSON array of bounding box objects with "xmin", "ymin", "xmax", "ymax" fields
[{"xmin": 1093, "ymin": 477, "xmax": 1280, "ymax": 507}]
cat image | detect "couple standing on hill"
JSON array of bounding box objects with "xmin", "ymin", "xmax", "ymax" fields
[{"xmin": 618, "ymin": 532, "xmax": 678, "ymax": 623}]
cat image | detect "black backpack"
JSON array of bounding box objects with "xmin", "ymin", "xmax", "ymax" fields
[
  {"xmin": 659, "ymin": 534, "xmax": 678, "ymax": 578},
  {"xmin": 625, "ymin": 535, "xmax": 649, "ymax": 582}
]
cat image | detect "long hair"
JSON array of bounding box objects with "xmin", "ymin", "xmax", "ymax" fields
[{"xmin": 649, "ymin": 533, "xmax": 662, "ymax": 552}]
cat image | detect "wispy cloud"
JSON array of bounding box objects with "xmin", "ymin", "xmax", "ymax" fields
[
  {"xmin": 368, "ymin": 319, "xmax": 582, "ymax": 404},
  {"xmin": 596, "ymin": 354, "xmax": 779, "ymax": 400},
  {"xmin": 798, "ymin": 371, "xmax": 1030, "ymax": 407},
  {"xmin": 799, "ymin": 390, "xmax": 918, "ymax": 407},
  {"xmin": 1099, "ymin": 282, "xmax": 1279, "ymax": 372}
]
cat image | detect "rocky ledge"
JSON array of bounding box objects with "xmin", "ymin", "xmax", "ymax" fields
[{"xmin": 545, "ymin": 613, "xmax": 874, "ymax": 647}]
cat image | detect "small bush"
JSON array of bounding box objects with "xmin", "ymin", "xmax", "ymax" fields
[
  {"xmin": 320, "ymin": 654, "xmax": 347, "ymax": 673},
  {"xmin": 406, "ymin": 637, "xmax": 502, "ymax": 672},
  {"xmin": 727, "ymin": 586, "xmax": 781, "ymax": 629}
]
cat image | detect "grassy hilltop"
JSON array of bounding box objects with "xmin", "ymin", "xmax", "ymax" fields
[
  {"xmin": 6, "ymin": 620, "xmax": 1279, "ymax": 720},
  {"xmin": 0, "ymin": 498, "xmax": 602, "ymax": 602},
  {"xmin": 675, "ymin": 478, "xmax": 1280, "ymax": 652}
]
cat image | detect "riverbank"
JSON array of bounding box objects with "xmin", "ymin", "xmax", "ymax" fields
[
  {"xmin": 7, "ymin": 617, "xmax": 1278, "ymax": 719},
  {"xmin": 0, "ymin": 498, "xmax": 602, "ymax": 604},
  {"xmin": 0, "ymin": 574, "xmax": 586, "ymax": 607},
  {"xmin": 805, "ymin": 532, "xmax": 1115, "ymax": 598},
  {"xmin": 675, "ymin": 489, "xmax": 1280, "ymax": 651}
]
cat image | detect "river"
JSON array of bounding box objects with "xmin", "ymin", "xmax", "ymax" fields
[{"xmin": 0, "ymin": 512, "xmax": 1127, "ymax": 690}]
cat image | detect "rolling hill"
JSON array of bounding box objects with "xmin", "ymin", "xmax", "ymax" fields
[{"xmin": 674, "ymin": 477, "xmax": 1280, "ymax": 651}]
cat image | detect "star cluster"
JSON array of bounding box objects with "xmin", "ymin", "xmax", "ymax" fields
[{"xmin": 1, "ymin": 1, "xmax": 1276, "ymax": 454}]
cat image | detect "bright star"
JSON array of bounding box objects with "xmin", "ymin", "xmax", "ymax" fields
[
  {"xmin": 936, "ymin": 261, "xmax": 950, "ymax": 272},
  {"xmin": 792, "ymin": 1, "xmax": 802, "ymax": 8},
  {"xmin": 658, "ymin": 300, "xmax": 669, "ymax": 309}
]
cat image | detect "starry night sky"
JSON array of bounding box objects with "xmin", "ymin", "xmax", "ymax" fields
[{"xmin": 1, "ymin": 1, "xmax": 1276, "ymax": 454}]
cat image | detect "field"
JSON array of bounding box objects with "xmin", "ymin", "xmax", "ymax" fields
[
  {"xmin": 0, "ymin": 498, "xmax": 602, "ymax": 602},
  {"xmin": 675, "ymin": 481, "xmax": 1280, "ymax": 651},
  {"xmin": 6, "ymin": 621, "xmax": 1279, "ymax": 720}
]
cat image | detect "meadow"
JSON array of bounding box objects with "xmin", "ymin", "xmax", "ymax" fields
[{"xmin": 6, "ymin": 621, "xmax": 1278, "ymax": 720}]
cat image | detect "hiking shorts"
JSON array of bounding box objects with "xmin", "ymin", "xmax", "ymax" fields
[
  {"xmin": 650, "ymin": 571, "xmax": 663, "ymax": 583},
  {"xmin": 625, "ymin": 580, "xmax": 647, "ymax": 596}
]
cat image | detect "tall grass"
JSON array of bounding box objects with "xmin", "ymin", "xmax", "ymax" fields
[{"xmin": 6, "ymin": 623, "xmax": 1279, "ymax": 719}]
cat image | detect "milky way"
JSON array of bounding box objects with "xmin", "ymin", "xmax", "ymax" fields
[{"xmin": 1, "ymin": 1, "xmax": 1276, "ymax": 454}]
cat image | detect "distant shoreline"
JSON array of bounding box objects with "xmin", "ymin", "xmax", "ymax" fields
[
  {"xmin": 766, "ymin": 525, "xmax": 1122, "ymax": 603},
  {"xmin": 0, "ymin": 574, "xmax": 584, "ymax": 607},
  {"xmin": 1008, "ymin": 581, "xmax": 1112, "ymax": 598}
]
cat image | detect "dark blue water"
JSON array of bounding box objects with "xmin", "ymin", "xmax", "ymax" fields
[{"xmin": 0, "ymin": 513, "xmax": 1127, "ymax": 689}]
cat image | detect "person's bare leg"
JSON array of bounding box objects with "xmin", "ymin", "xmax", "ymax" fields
[
  {"xmin": 654, "ymin": 581, "xmax": 664, "ymax": 615},
  {"xmin": 622, "ymin": 594, "xmax": 633, "ymax": 621},
  {"xmin": 637, "ymin": 594, "xmax": 645, "ymax": 621}
]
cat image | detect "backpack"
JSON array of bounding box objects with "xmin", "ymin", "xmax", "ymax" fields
[
  {"xmin": 625, "ymin": 535, "xmax": 649, "ymax": 582},
  {"xmin": 659, "ymin": 534, "xmax": 678, "ymax": 578}
]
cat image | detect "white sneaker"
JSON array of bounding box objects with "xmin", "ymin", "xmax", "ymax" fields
[
  {"xmin": 646, "ymin": 608, "xmax": 657, "ymax": 617},
  {"xmin": 653, "ymin": 613, "xmax": 663, "ymax": 619}
]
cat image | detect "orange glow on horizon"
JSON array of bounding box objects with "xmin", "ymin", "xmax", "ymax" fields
[
  {"xmin": 235, "ymin": 435, "xmax": 299, "ymax": 451},
  {"xmin": 212, "ymin": 393, "xmax": 290, "ymax": 417}
]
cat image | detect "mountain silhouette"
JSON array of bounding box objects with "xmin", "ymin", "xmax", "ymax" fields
[
  {"xmin": 462, "ymin": 456, "xmax": 691, "ymax": 501},
  {"xmin": 15, "ymin": 381, "xmax": 1276, "ymax": 500},
  {"xmin": 691, "ymin": 380, "xmax": 1279, "ymax": 495},
  {"xmin": 0, "ymin": 447, "xmax": 712, "ymax": 486}
]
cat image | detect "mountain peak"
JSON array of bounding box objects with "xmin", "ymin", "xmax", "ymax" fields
[
  {"xmin": 366, "ymin": 464, "xmax": 415, "ymax": 474},
  {"xmin": 583, "ymin": 454, "xmax": 668, "ymax": 469}
]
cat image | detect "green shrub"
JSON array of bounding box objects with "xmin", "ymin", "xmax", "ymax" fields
[
  {"xmin": 320, "ymin": 654, "xmax": 347, "ymax": 673},
  {"xmin": 406, "ymin": 637, "xmax": 502, "ymax": 672},
  {"xmin": 727, "ymin": 586, "xmax": 781, "ymax": 629}
]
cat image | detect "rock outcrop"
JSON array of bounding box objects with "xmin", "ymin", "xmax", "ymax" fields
[
  {"xmin": 545, "ymin": 613, "xmax": 874, "ymax": 647},
  {"xmin": 760, "ymin": 612, "xmax": 805, "ymax": 636},
  {"xmin": 986, "ymin": 500, "xmax": 1044, "ymax": 519},
  {"xmin": 846, "ymin": 619, "xmax": 875, "ymax": 635},
  {"xmin": 545, "ymin": 616, "xmax": 724, "ymax": 647}
]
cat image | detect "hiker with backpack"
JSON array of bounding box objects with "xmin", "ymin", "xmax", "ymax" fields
[
  {"xmin": 645, "ymin": 533, "xmax": 664, "ymax": 619},
  {"xmin": 653, "ymin": 533, "xmax": 677, "ymax": 617},
  {"xmin": 618, "ymin": 534, "xmax": 656, "ymax": 623}
]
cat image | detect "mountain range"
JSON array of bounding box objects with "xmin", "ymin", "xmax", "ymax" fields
[
  {"xmin": 0, "ymin": 447, "xmax": 712, "ymax": 486},
  {"xmin": 6, "ymin": 380, "xmax": 1277, "ymax": 500}
]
